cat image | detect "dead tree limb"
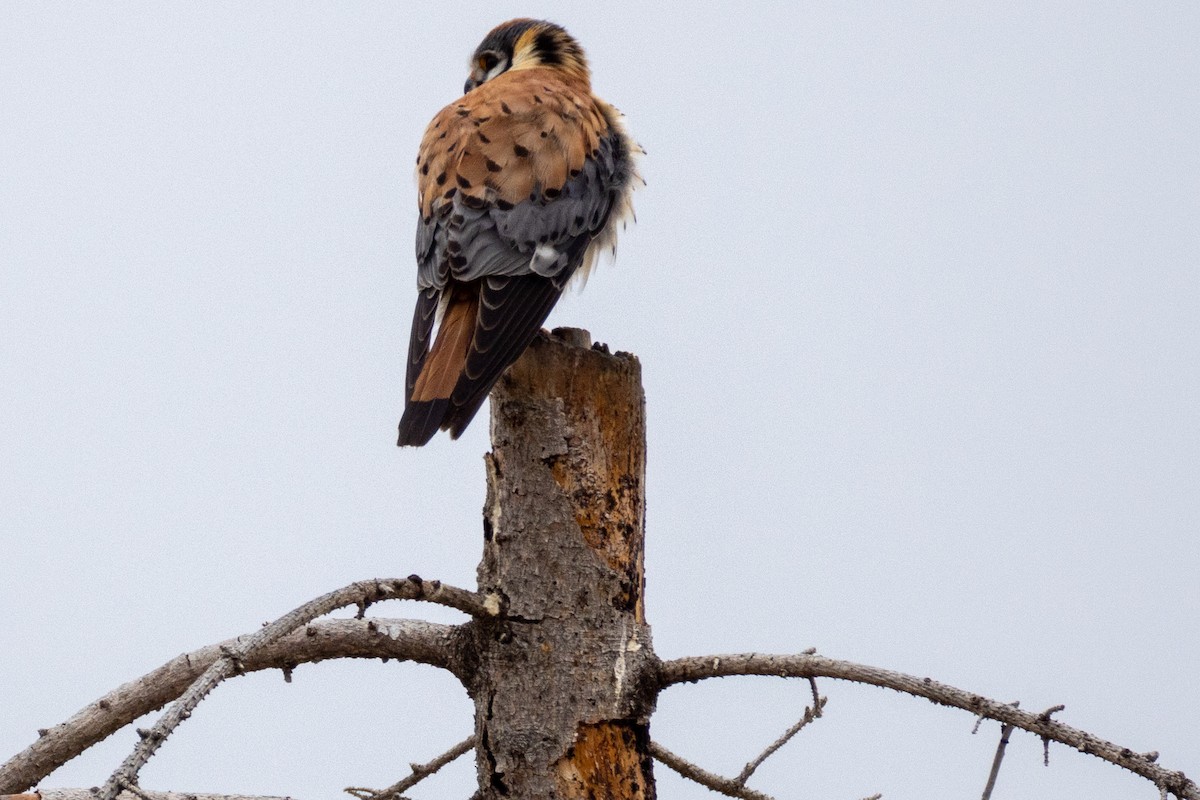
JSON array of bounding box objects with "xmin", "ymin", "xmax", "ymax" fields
[
  {"xmin": 345, "ymin": 735, "xmax": 475, "ymax": 800},
  {"xmin": 0, "ymin": 618, "xmax": 458, "ymax": 793},
  {"xmin": 659, "ymin": 652, "xmax": 1197, "ymax": 799},
  {"xmin": 4, "ymin": 792, "xmax": 298, "ymax": 800},
  {"xmin": 5, "ymin": 331, "xmax": 1194, "ymax": 800},
  {"xmin": 1, "ymin": 573, "xmax": 484, "ymax": 795},
  {"xmin": 94, "ymin": 577, "xmax": 488, "ymax": 800},
  {"xmin": 734, "ymin": 693, "xmax": 827, "ymax": 786},
  {"xmin": 980, "ymin": 722, "xmax": 1015, "ymax": 800},
  {"xmin": 649, "ymin": 742, "xmax": 775, "ymax": 800}
]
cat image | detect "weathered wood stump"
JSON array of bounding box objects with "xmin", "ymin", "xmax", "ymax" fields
[{"xmin": 462, "ymin": 328, "xmax": 658, "ymax": 799}]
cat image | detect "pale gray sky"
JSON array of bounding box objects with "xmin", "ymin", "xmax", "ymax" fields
[{"xmin": 2, "ymin": 3, "xmax": 1197, "ymax": 798}]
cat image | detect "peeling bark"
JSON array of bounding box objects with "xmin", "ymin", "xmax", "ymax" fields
[{"xmin": 463, "ymin": 329, "xmax": 658, "ymax": 799}]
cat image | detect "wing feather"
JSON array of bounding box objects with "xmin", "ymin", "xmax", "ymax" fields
[
  {"xmin": 404, "ymin": 287, "xmax": 440, "ymax": 400},
  {"xmin": 444, "ymin": 274, "xmax": 566, "ymax": 438}
]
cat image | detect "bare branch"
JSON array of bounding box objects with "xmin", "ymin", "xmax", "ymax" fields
[
  {"xmin": 659, "ymin": 653, "xmax": 1198, "ymax": 800},
  {"xmin": 1039, "ymin": 704, "xmax": 1065, "ymax": 766},
  {"xmin": 980, "ymin": 723, "xmax": 1014, "ymax": 800},
  {"xmin": 650, "ymin": 741, "xmax": 775, "ymax": 800},
  {"xmin": 94, "ymin": 577, "xmax": 485, "ymax": 800},
  {"xmin": 345, "ymin": 735, "xmax": 475, "ymax": 800},
  {"xmin": 7, "ymin": 791, "xmax": 299, "ymax": 800},
  {"xmin": 734, "ymin": 695, "xmax": 827, "ymax": 786},
  {"xmin": 1, "ymin": 616, "xmax": 460, "ymax": 794}
]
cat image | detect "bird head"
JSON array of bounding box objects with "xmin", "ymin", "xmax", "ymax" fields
[{"xmin": 463, "ymin": 19, "xmax": 590, "ymax": 93}]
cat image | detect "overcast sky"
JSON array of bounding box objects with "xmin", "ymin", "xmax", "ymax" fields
[{"xmin": 2, "ymin": 3, "xmax": 1197, "ymax": 799}]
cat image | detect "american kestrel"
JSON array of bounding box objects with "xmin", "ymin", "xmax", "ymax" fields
[{"xmin": 397, "ymin": 18, "xmax": 641, "ymax": 446}]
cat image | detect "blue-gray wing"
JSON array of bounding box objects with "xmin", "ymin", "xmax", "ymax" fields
[{"xmin": 401, "ymin": 127, "xmax": 634, "ymax": 444}]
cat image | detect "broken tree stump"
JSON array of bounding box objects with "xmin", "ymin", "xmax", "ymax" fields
[{"xmin": 463, "ymin": 328, "xmax": 658, "ymax": 799}]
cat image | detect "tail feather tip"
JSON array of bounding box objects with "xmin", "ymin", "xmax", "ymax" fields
[{"xmin": 397, "ymin": 399, "xmax": 449, "ymax": 447}]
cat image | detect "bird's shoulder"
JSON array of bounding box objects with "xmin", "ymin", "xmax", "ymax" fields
[{"xmin": 417, "ymin": 68, "xmax": 612, "ymax": 218}]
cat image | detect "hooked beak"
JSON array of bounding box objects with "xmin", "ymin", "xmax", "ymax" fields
[{"xmin": 464, "ymin": 68, "xmax": 485, "ymax": 94}]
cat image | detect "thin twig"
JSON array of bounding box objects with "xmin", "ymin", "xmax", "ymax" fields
[
  {"xmin": 6, "ymin": 791, "xmax": 299, "ymax": 800},
  {"xmin": 1039, "ymin": 704, "xmax": 1065, "ymax": 767},
  {"xmin": 980, "ymin": 723, "xmax": 1014, "ymax": 800},
  {"xmin": 734, "ymin": 695, "xmax": 828, "ymax": 785},
  {"xmin": 345, "ymin": 735, "xmax": 475, "ymax": 800},
  {"xmin": 808, "ymin": 677, "xmax": 821, "ymax": 714},
  {"xmin": 650, "ymin": 741, "xmax": 775, "ymax": 800},
  {"xmin": 659, "ymin": 652, "xmax": 1198, "ymax": 800},
  {"xmin": 118, "ymin": 781, "xmax": 155, "ymax": 800},
  {"xmin": 94, "ymin": 577, "xmax": 488, "ymax": 800},
  {"xmin": 973, "ymin": 701, "xmax": 1018, "ymax": 736}
]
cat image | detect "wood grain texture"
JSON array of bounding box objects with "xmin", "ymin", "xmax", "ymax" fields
[
  {"xmin": 464, "ymin": 328, "xmax": 657, "ymax": 799},
  {"xmin": 557, "ymin": 722, "xmax": 654, "ymax": 800}
]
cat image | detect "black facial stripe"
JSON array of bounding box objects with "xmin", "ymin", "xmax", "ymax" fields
[
  {"xmin": 533, "ymin": 31, "xmax": 563, "ymax": 66},
  {"xmin": 473, "ymin": 20, "xmax": 539, "ymax": 63}
]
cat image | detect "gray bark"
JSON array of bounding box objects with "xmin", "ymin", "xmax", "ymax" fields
[{"xmin": 0, "ymin": 618, "xmax": 459, "ymax": 794}]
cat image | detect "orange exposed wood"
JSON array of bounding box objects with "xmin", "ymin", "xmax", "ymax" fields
[
  {"xmin": 473, "ymin": 328, "xmax": 655, "ymax": 799},
  {"xmin": 557, "ymin": 722, "xmax": 652, "ymax": 799}
]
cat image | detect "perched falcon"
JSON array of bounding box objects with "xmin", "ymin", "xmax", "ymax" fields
[{"xmin": 397, "ymin": 18, "xmax": 641, "ymax": 446}]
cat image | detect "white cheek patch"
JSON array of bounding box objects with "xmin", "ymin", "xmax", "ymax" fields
[{"xmin": 485, "ymin": 59, "xmax": 509, "ymax": 82}]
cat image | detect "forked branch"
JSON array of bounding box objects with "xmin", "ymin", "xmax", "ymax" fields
[
  {"xmin": 653, "ymin": 678, "xmax": 830, "ymax": 800},
  {"xmin": 0, "ymin": 618, "xmax": 459, "ymax": 793},
  {"xmin": 659, "ymin": 652, "xmax": 1196, "ymax": 800},
  {"xmin": 1, "ymin": 576, "xmax": 488, "ymax": 796},
  {"xmin": 92, "ymin": 577, "xmax": 486, "ymax": 800},
  {"xmin": 650, "ymin": 741, "xmax": 775, "ymax": 800},
  {"xmin": 4, "ymin": 792, "xmax": 297, "ymax": 800},
  {"xmin": 735, "ymin": 686, "xmax": 826, "ymax": 786},
  {"xmin": 345, "ymin": 735, "xmax": 475, "ymax": 800}
]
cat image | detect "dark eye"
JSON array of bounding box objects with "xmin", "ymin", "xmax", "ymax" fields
[{"xmin": 479, "ymin": 52, "xmax": 500, "ymax": 71}]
